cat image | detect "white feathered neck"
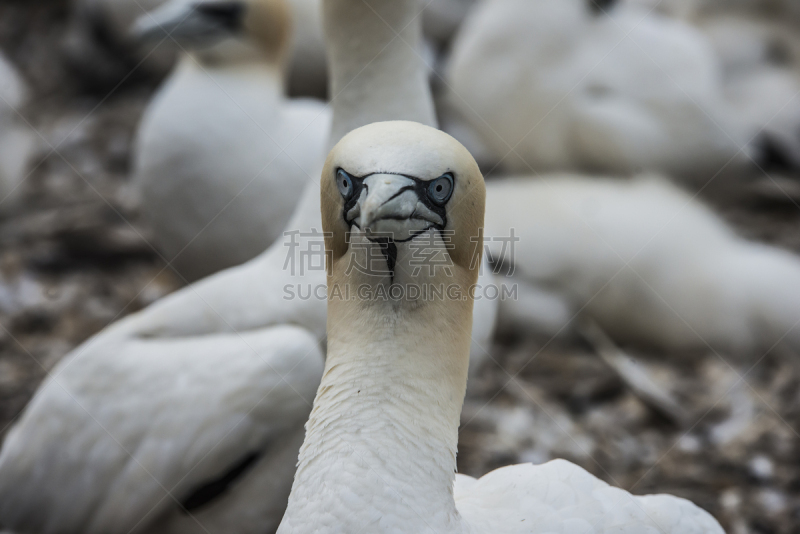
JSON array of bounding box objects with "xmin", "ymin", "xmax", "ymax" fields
[
  {"xmin": 284, "ymin": 297, "xmax": 468, "ymax": 532},
  {"xmin": 324, "ymin": 0, "xmax": 437, "ymax": 145},
  {"xmin": 279, "ymin": 243, "xmax": 473, "ymax": 532}
]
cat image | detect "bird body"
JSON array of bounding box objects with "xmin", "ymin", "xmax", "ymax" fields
[
  {"xmin": 454, "ymin": 460, "xmax": 724, "ymax": 533},
  {"xmin": 132, "ymin": 0, "xmax": 330, "ymax": 281},
  {"xmin": 134, "ymin": 57, "xmax": 329, "ymax": 280},
  {"xmin": 445, "ymin": 0, "xmax": 748, "ymax": 178},
  {"xmin": 277, "ymin": 120, "xmax": 723, "ymax": 534},
  {"xmin": 484, "ymin": 175, "xmax": 800, "ymax": 353},
  {"xmin": 0, "ymin": 325, "xmax": 323, "ymax": 534},
  {"xmin": 618, "ymin": 0, "xmax": 800, "ymax": 168},
  {"xmin": 689, "ymin": 14, "xmax": 800, "ymax": 168}
]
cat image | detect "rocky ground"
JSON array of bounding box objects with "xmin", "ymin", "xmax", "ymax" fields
[{"xmin": 1, "ymin": 0, "xmax": 800, "ymax": 532}]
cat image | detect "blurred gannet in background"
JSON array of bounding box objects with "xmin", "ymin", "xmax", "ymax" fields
[
  {"xmin": 65, "ymin": 0, "xmax": 470, "ymax": 97},
  {"xmin": 703, "ymin": 16, "xmax": 800, "ymax": 170},
  {"xmin": 65, "ymin": 0, "xmax": 329, "ymax": 96},
  {"xmin": 444, "ymin": 0, "xmax": 751, "ymax": 179},
  {"xmin": 0, "ymin": 1, "xmax": 497, "ymax": 532},
  {"xmin": 627, "ymin": 0, "xmax": 800, "ymax": 170},
  {"xmin": 0, "ymin": 326, "xmax": 324, "ymax": 534},
  {"xmin": 485, "ymin": 175, "xmax": 800, "ymax": 355},
  {"xmin": 0, "ymin": 52, "xmax": 36, "ymax": 212},
  {"xmin": 131, "ymin": 0, "xmax": 330, "ymax": 281},
  {"xmin": 277, "ymin": 120, "xmax": 724, "ymax": 534}
]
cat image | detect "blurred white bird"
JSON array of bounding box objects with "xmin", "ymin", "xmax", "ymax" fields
[
  {"xmin": 65, "ymin": 0, "xmax": 329, "ymax": 96},
  {"xmin": 485, "ymin": 175, "xmax": 800, "ymax": 355},
  {"xmin": 643, "ymin": 4, "xmax": 800, "ymax": 171},
  {"xmin": 131, "ymin": 0, "xmax": 330, "ymax": 281},
  {"xmin": 0, "ymin": 325, "xmax": 323, "ymax": 534},
  {"xmin": 620, "ymin": 0, "xmax": 800, "ymax": 170},
  {"xmin": 0, "ymin": 1, "xmax": 497, "ymax": 533},
  {"xmin": 444, "ymin": 0, "xmax": 751, "ymax": 179},
  {"xmin": 704, "ymin": 16, "xmax": 800, "ymax": 170},
  {"xmin": 65, "ymin": 0, "xmax": 464, "ymax": 97},
  {"xmin": 0, "ymin": 52, "xmax": 35, "ymax": 212}
]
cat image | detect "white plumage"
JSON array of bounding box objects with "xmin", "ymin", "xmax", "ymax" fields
[
  {"xmin": 485, "ymin": 175, "xmax": 800, "ymax": 353},
  {"xmin": 689, "ymin": 15, "xmax": 800, "ymax": 168},
  {"xmin": 67, "ymin": 0, "xmax": 478, "ymax": 96},
  {"xmin": 444, "ymin": 0, "xmax": 749, "ymax": 178},
  {"xmin": 455, "ymin": 460, "xmax": 724, "ymax": 533},
  {"xmin": 277, "ymin": 120, "xmax": 724, "ymax": 534},
  {"xmin": 617, "ymin": 0, "xmax": 800, "ymax": 168},
  {"xmin": 131, "ymin": 0, "xmax": 330, "ymax": 281},
  {"xmin": 0, "ymin": 325, "xmax": 323, "ymax": 534}
]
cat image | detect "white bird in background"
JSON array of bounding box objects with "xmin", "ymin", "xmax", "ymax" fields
[
  {"xmin": 444, "ymin": 0, "xmax": 750, "ymax": 179},
  {"xmin": 644, "ymin": 2, "xmax": 800, "ymax": 170},
  {"xmin": 131, "ymin": 0, "xmax": 330, "ymax": 281},
  {"xmin": 0, "ymin": 52, "xmax": 35, "ymax": 212},
  {"xmin": 65, "ymin": 0, "xmax": 469, "ymax": 97},
  {"xmin": 484, "ymin": 175, "xmax": 800, "ymax": 355},
  {"xmin": 277, "ymin": 120, "xmax": 725, "ymax": 534},
  {"xmin": 66, "ymin": 0, "xmax": 330, "ymax": 96},
  {"xmin": 0, "ymin": 1, "xmax": 497, "ymax": 532},
  {"xmin": 0, "ymin": 325, "xmax": 323, "ymax": 534},
  {"xmin": 703, "ymin": 17, "xmax": 800, "ymax": 170}
]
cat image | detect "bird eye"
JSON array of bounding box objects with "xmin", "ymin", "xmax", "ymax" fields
[
  {"xmin": 337, "ymin": 169, "xmax": 353, "ymax": 199},
  {"xmin": 427, "ymin": 173, "xmax": 454, "ymax": 206}
]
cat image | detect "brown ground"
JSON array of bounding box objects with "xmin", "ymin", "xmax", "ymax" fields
[{"xmin": 1, "ymin": 1, "xmax": 799, "ymax": 532}]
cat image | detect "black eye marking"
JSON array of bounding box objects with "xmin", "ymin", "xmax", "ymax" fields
[
  {"xmin": 338, "ymin": 170, "xmax": 455, "ymax": 240},
  {"xmin": 427, "ymin": 173, "xmax": 454, "ymax": 206}
]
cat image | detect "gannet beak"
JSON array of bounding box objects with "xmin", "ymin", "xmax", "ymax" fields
[
  {"xmin": 348, "ymin": 174, "xmax": 444, "ymax": 242},
  {"xmin": 130, "ymin": 0, "xmax": 245, "ymax": 46}
]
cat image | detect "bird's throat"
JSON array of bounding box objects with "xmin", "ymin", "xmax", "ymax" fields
[{"xmin": 278, "ymin": 235, "xmax": 475, "ymax": 533}]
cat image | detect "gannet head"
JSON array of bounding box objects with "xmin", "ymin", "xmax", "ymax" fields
[
  {"xmin": 321, "ymin": 121, "xmax": 485, "ymax": 282},
  {"xmin": 131, "ymin": 0, "xmax": 291, "ymax": 60}
]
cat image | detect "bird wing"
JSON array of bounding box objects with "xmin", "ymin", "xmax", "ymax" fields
[
  {"xmin": 0, "ymin": 325, "xmax": 323, "ymax": 534},
  {"xmin": 454, "ymin": 459, "xmax": 724, "ymax": 534},
  {"xmin": 108, "ymin": 185, "xmax": 329, "ymax": 342}
]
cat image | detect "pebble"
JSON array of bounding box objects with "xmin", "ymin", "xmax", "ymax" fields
[
  {"xmin": 748, "ymin": 454, "xmax": 774, "ymax": 480},
  {"xmin": 757, "ymin": 488, "xmax": 787, "ymax": 514}
]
